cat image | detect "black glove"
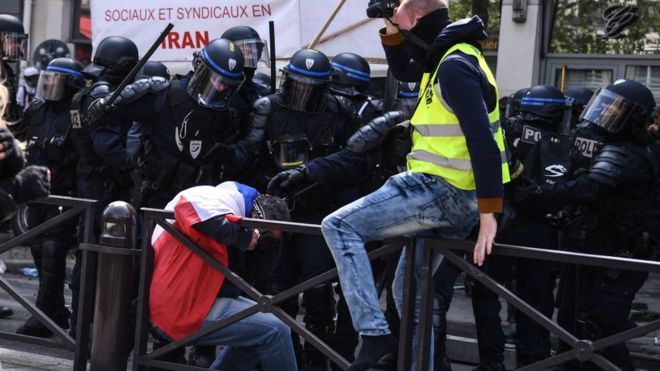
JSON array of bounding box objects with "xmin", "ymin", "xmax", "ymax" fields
[
  {"xmin": 267, "ymin": 165, "xmax": 308, "ymax": 194},
  {"xmin": 6, "ymin": 166, "xmax": 50, "ymax": 203},
  {"xmin": 84, "ymin": 98, "xmax": 112, "ymax": 128},
  {"xmin": 202, "ymin": 142, "xmax": 235, "ymax": 165},
  {"xmin": 0, "ymin": 127, "xmax": 25, "ymax": 179},
  {"xmin": 511, "ymin": 177, "xmax": 542, "ymax": 206}
]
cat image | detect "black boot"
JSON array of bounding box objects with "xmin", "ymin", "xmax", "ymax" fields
[
  {"xmin": 0, "ymin": 306, "xmax": 13, "ymax": 318},
  {"xmin": 349, "ymin": 334, "xmax": 397, "ymax": 371},
  {"xmin": 302, "ymin": 285, "xmax": 336, "ymax": 370},
  {"xmin": 187, "ymin": 345, "xmax": 216, "ymax": 367}
]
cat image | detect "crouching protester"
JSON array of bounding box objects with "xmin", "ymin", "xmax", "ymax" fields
[{"xmin": 148, "ymin": 181, "xmax": 297, "ymax": 371}]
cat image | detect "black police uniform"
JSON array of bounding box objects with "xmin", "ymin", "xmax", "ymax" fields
[
  {"xmin": 252, "ymin": 48, "xmax": 359, "ymax": 368},
  {"xmin": 17, "ymin": 97, "xmax": 78, "ymax": 335},
  {"xmin": 68, "ymin": 36, "xmax": 140, "ymax": 334},
  {"xmin": 517, "ymin": 80, "xmax": 658, "ymax": 370}
]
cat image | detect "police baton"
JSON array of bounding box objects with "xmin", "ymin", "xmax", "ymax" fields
[{"xmin": 106, "ymin": 23, "xmax": 174, "ymax": 107}]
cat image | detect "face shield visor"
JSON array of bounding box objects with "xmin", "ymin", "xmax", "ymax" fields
[
  {"xmin": 0, "ymin": 32, "xmax": 27, "ymax": 61},
  {"xmin": 234, "ymin": 38, "xmax": 269, "ymax": 68},
  {"xmin": 36, "ymin": 68, "xmax": 82, "ymax": 101},
  {"xmin": 268, "ymin": 134, "xmax": 312, "ymax": 169},
  {"xmin": 279, "ymin": 70, "xmax": 329, "ymax": 112},
  {"xmin": 187, "ymin": 61, "xmax": 245, "ymax": 109},
  {"xmin": 580, "ymin": 88, "xmax": 639, "ymax": 133}
]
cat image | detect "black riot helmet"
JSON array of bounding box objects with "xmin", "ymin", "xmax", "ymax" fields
[
  {"xmin": 580, "ymin": 79, "xmax": 656, "ymax": 135},
  {"xmin": 36, "ymin": 57, "xmax": 84, "ymax": 101},
  {"xmin": 564, "ymin": 87, "xmax": 594, "ymax": 117},
  {"xmin": 330, "ymin": 52, "xmax": 371, "ymax": 97},
  {"xmin": 0, "ymin": 14, "xmax": 27, "ymax": 61},
  {"xmin": 280, "ymin": 48, "xmax": 332, "ymax": 112},
  {"xmin": 519, "ymin": 85, "xmax": 566, "ymax": 125},
  {"xmin": 221, "ymin": 26, "xmax": 269, "ymax": 70},
  {"xmin": 505, "ymin": 88, "xmax": 529, "ymax": 120},
  {"xmin": 186, "ymin": 38, "xmax": 245, "ymax": 109},
  {"xmin": 83, "ymin": 36, "xmax": 138, "ymax": 81},
  {"xmin": 138, "ymin": 61, "xmax": 170, "ymax": 81},
  {"xmin": 394, "ymin": 80, "xmax": 420, "ymax": 118}
]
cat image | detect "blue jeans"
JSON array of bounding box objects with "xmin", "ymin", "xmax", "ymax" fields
[
  {"xmin": 195, "ymin": 296, "xmax": 298, "ymax": 371},
  {"xmin": 321, "ymin": 172, "xmax": 477, "ymax": 368}
]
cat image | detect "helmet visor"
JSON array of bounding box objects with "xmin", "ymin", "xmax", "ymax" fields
[
  {"xmin": 1, "ymin": 32, "xmax": 27, "ymax": 61},
  {"xmin": 35, "ymin": 70, "xmax": 68, "ymax": 101},
  {"xmin": 234, "ymin": 38, "xmax": 269, "ymax": 68},
  {"xmin": 580, "ymin": 88, "xmax": 637, "ymax": 133},
  {"xmin": 280, "ymin": 72, "xmax": 328, "ymax": 112},
  {"xmin": 187, "ymin": 62, "xmax": 245, "ymax": 109},
  {"xmin": 270, "ymin": 135, "xmax": 311, "ymax": 169}
]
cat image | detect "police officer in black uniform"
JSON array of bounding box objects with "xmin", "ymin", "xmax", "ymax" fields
[
  {"xmin": 221, "ymin": 26, "xmax": 271, "ymax": 115},
  {"xmin": 515, "ymin": 79, "xmax": 658, "ymax": 370},
  {"xmin": 564, "ymin": 87, "xmax": 594, "ymax": 129},
  {"xmin": 254, "ymin": 48, "xmax": 359, "ymax": 369},
  {"xmin": 68, "ymin": 35, "xmax": 140, "ymax": 335},
  {"xmin": 97, "ymin": 38, "xmax": 252, "ymax": 210},
  {"xmin": 14, "ymin": 58, "xmax": 84, "ymax": 337},
  {"xmin": 138, "ymin": 61, "xmax": 170, "ymax": 81},
  {"xmin": 330, "ymin": 52, "xmax": 383, "ymax": 125},
  {"xmin": 0, "ymin": 14, "xmax": 28, "ymax": 125}
]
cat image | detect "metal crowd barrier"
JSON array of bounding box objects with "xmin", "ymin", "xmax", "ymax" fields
[
  {"xmin": 0, "ymin": 195, "xmax": 97, "ymax": 371},
  {"xmin": 4, "ymin": 198, "xmax": 660, "ymax": 371}
]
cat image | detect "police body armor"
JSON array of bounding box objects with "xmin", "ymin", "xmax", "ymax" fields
[
  {"xmin": 567, "ymin": 143, "xmax": 657, "ymax": 257},
  {"xmin": 262, "ymin": 93, "xmax": 355, "ymax": 214},
  {"xmin": 137, "ymin": 77, "xmax": 242, "ymax": 208},
  {"xmin": 69, "ymin": 81, "xmax": 112, "ymax": 180},
  {"xmin": 25, "ymin": 99, "xmax": 77, "ymax": 195}
]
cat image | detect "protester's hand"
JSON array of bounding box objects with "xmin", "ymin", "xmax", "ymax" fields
[
  {"xmin": 247, "ymin": 229, "xmax": 260, "ymax": 251},
  {"xmin": 0, "ymin": 127, "xmax": 25, "ymax": 177},
  {"xmin": 474, "ymin": 213, "xmax": 496, "ymax": 266},
  {"xmin": 384, "ymin": 17, "xmax": 399, "ymax": 35},
  {"xmin": 267, "ymin": 166, "xmax": 307, "ymax": 194},
  {"xmin": 10, "ymin": 166, "xmax": 50, "ymax": 203}
]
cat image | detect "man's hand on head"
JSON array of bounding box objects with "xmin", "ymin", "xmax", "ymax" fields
[{"xmin": 247, "ymin": 229, "xmax": 260, "ymax": 251}]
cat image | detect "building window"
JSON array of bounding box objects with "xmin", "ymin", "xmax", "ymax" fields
[
  {"xmin": 449, "ymin": 0, "xmax": 501, "ymax": 53},
  {"xmin": 625, "ymin": 65, "xmax": 660, "ymax": 101},
  {"xmin": 554, "ymin": 68, "xmax": 613, "ymax": 91},
  {"xmin": 550, "ymin": 0, "xmax": 660, "ymax": 55}
]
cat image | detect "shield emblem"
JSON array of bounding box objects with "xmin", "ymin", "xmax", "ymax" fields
[
  {"xmin": 228, "ymin": 58, "xmax": 236, "ymax": 71},
  {"xmin": 408, "ymin": 82, "xmax": 417, "ymax": 91},
  {"xmin": 305, "ymin": 58, "xmax": 315, "ymax": 70},
  {"xmin": 189, "ymin": 140, "xmax": 202, "ymax": 159}
]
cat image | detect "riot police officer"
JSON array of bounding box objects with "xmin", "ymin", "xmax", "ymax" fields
[
  {"xmin": 68, "ymin": 35, "xmax": 140, "ymax": 335},
  {"xmin": 564, "ymin": 87, "xmax": 594, "ymax": 128},
  {"xmin": 254, "ymin": 48, "xmax": 359, "ymax": 369},
  {"xmin": 222, "ymin": 26, "xmax": 271, "ymax": 119},
  {"xmin": 15, "ymin": 58, "xmax": 84, "ymax": 337},
  {"xmin": 0, "ymin": 14, "xmax": 28, "ymax": 124},
  {"xmin": 515, "ymin": 79, "xmax": 657, "ymax": 370},
  {"xmin": 330, "ymin": 52, "xmax": 383, "ymax": 125},
  {"xmin": 465, "ymin": 85, "xmax": 572, "ymax": 369},
  {"xmin": 97, "ymin": 38, "xmax": 252, "ymax": 210},
  {"xmin": 138, "ymin": 61, "xmax": 170, "ymax": 81}
]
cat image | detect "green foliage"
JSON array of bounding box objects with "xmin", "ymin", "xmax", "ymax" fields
[
  {"xmin": 449, "ymin": 0, "xmax": 502, "ymax": 51},
  {"xmin": 550, "ymin": 0, "xmax": 660, "ymax": 54}
]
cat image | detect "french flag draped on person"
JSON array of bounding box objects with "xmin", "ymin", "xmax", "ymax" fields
[{"xmin": 149, "ymin": 181, "xmax": 259, "ymax": 340}]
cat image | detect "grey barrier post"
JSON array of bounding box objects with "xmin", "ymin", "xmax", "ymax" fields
[{"xmin": 90, "ymin": 201, "xmax": 137, "ymax": 371}]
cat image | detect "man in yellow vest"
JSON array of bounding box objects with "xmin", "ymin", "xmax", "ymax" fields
[{"xmin": 320, "ymin": 1, "xmax": 510, "ymax": 370}]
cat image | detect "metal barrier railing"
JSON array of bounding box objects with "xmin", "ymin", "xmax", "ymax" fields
[
  {"xmin": 5, "ymin": 198, "xmax": 660, "ymax": 371},
  {"xmin": 131, "ymin": 208, "xmax": 409, "ymax": 370},
  {"xmin": 412, "ymin": 239, "xmax": 660, "ymax": 371},
  {"xmin": 0, "ymin": 195, "xmax": 97, "ymax": 371}
]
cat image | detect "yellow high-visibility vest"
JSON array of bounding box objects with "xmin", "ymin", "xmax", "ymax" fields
[{"xmin": 407, "ymin": 42, "xmax": 510, "ymax": 190}]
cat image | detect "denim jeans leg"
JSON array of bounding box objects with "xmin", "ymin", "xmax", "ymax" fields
[
  {"xmin": 321, "ymin": 172, "xmax": 477, "ymax": 337},
  {"xmin": 196, "ymin": 296, "xmax": 297, "ymax": 371}
]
